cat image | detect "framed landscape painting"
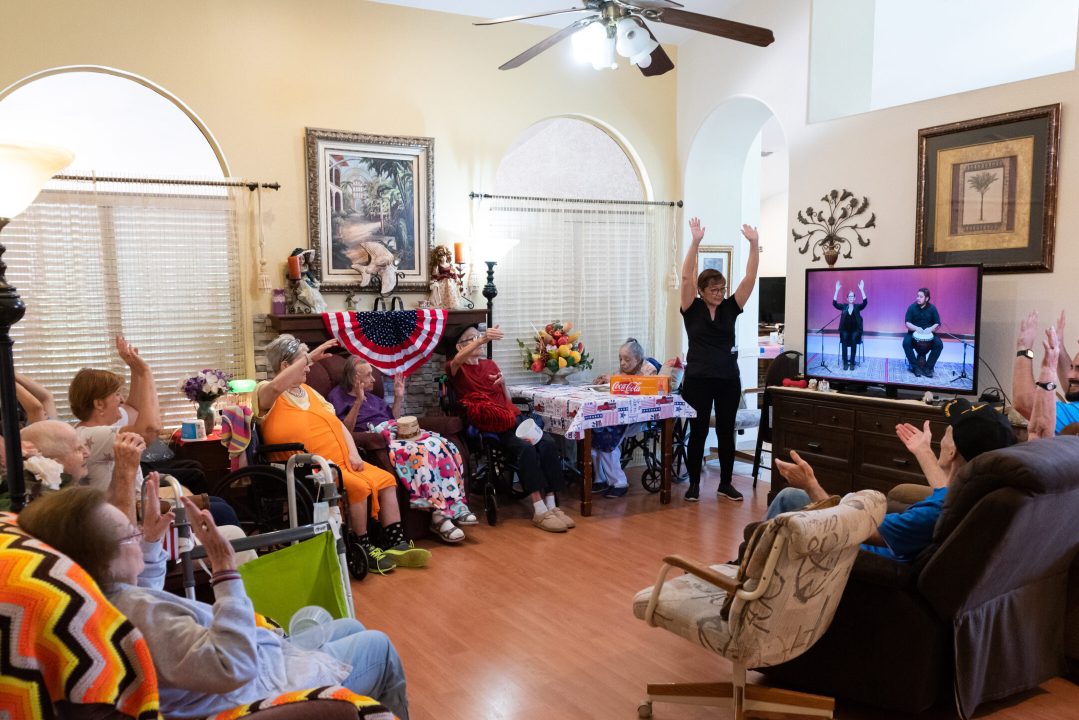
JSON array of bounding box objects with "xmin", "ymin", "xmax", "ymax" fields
[
  {"xmin": 305, "ymin": 128, "xmax": 434, "ymax": 293},
  {"xmin": 698, "ymin": 245, "xmax": 734, "ymax": 286},
  {"xmin": 915, "ymin": 105, "xmax": 1059, "ymax": 273}
]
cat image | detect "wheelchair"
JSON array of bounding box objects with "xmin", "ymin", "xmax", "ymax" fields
[
  {"xmin": 210, "ymin": 430, "xmax": 369, "ymax": 581},
  {"xmin": 437, "ymin": 374, "xmax": 535, "ymax": 526}
]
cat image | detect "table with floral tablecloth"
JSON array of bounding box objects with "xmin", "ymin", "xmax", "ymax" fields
[{"xmin": 508, "ymin": 384, "xmax": 696, "ymax": 515}]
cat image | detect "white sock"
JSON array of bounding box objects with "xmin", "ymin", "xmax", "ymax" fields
[
  {"xmin": 545, "ymin": 494, "xmax": 557, "ymax": 510},
  {"xmin": 533, "ymin": 500, "xmax": 549, "ymax": 517}
]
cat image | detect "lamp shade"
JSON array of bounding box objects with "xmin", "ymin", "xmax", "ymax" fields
[
  {"xmin": 616, "ymin": 18, "xmax": 659, "ymax": 67},
  {"xmin": 475, "ymin": 236, "xmax": 519, "ymax": 264},
  {"xmin": 228, "ymin": 378, "xmax": 258, "ymax": 393},
  {"xmin": 0, "ymin": 144, "xmax": 74, "ymax": 219}
]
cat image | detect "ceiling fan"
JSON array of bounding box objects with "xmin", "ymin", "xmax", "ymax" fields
[{"xmin": 475, "ymin": 0, "xmax": 774, "ymax": 76}]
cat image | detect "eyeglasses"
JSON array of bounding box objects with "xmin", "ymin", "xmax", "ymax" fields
[
  {"xmin": 118, "ymin": 529, "xmax": 143, "ymax": 546},
  {"xmin": 704, "ymin": 285, "xmax": 727, "ymax": 294}
]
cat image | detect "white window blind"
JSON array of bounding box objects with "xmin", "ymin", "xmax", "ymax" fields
[
  {"xmin": 4, "ymin": 176, "xmax": 249, "ymax": 428},
  {"xmin": 476, "ymin": 196, "xmax": 677, "ymax": 386}
]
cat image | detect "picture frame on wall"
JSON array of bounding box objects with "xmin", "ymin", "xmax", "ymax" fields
[
  {"xmin": 697, "ymin": 245, "xmax": 734, "ymax": 285},
  {"xmin": 915, "ymin": 104, "xmax": 1060, "ymax": 274},
  {"xmin": 304, "ymin": 128, "xmax": 434, "ymax": 293}
]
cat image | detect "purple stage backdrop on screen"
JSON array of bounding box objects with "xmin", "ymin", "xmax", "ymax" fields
[{"xmin": 807, "ymin": 266, "xmax": 979, "ymax": 336}]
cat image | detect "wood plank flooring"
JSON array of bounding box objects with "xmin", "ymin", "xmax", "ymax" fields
[{"xmin": 350, "ymin": 464, "xmax": 1079, "ymax": 720}]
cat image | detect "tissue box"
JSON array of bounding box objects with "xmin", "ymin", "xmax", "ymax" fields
[{"xmin": 609, "ymin": 375, "xmax": 671, "ymax": 395}]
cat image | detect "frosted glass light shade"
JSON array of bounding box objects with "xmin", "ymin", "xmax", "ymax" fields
[
  {"xmin": 228, "ymin": 378, "xmax": 257, "ymax": 393},
  {"xmin": 0, "ymin": 144, "xmax": 73, "ymax": 219},
  {"xmin": 476, "ymin": 237, "xmax": 520, "ymax": 263},
  {"xmin": 616, "ymin": 17, "xmax": 658, "ymax": 62}
]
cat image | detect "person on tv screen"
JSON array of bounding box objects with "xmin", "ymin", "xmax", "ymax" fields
[
  {"xmin": 832, "ymin": 279, "xmax": 867, "ymax": 371},
  {"xmin": 902, "ymin": 287, "xmax": 943, "ymax": 378}
]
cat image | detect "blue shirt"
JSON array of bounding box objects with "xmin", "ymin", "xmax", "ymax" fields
[
  {"xmin": 1055, "ymin": 400, "xmax": 1079, "ymax": 434},
  {"xmin": 862, "ymin": 486, "xmax": 948, "ymax": 562}
]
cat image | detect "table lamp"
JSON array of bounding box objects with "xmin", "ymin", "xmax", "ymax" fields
[{"xmin": 0, "ymin": 144, "xmax": 74, "ymax": 511}]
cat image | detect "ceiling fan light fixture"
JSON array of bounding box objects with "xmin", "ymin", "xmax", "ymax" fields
[
  {"xmin": 571, "ymin": 21, "xmax": 616, "ymax": 69},
  {"xmin": 615, "ymin": 17, "xmax": 658, "ymax": 66}
]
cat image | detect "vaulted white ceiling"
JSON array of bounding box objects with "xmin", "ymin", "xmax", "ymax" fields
[{"xmin": 369, "ymin": 1, "xmax": 740, "ymax": 44}]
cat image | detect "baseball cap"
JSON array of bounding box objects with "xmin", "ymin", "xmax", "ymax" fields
[{"xmin": 943, "ymin": 398, "xmax": 1017, "ymax": 462}]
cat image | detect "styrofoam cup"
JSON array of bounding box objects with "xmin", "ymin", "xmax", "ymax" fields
[
  {"xmin": 289, "ymin": 605, "xmax": 332, "ymax": 650},
  {"xmin": 515, "ymin": 418, "xmax": 543, "ymax": 445}
]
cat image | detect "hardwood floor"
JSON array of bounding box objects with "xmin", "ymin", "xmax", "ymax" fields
[{"xmin": 351, "ymin": 464, "xmax": 1079, "ymax": 719}]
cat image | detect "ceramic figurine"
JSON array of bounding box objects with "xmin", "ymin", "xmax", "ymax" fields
[
  {"xmin": 427, "ymin": 245, "xmax": 463, "ymax": 309},
  {"xmin": 284, "ymin": 248, "xmax": 327, "ymax": 314}
]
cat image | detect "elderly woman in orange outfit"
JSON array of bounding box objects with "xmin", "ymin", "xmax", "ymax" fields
[{"xmin": 256, "ymin": 334, "xmax": 429, "ymax": 575}]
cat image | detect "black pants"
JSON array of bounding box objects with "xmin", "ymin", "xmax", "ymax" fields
[
  {"xmin": 682, "ymin": 375, "xmax": 742, "ymax": 487},
  {"xmin": 839, "ymin": 330, "xmax": 860, "ymax": 366},
  {"xmin": 902, "ymin": 334, "xmax": 943, "ymax": 371},
  {"xmin": 498, "ymin": 427, "xmax": 564, "ymax": 495}
]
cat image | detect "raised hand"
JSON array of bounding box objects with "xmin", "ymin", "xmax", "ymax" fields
[
  {"xmin": 740, "ymin": 224, "xmax": 759, "ymax": 244},
  {"xmin": 392, "ymin": 372, "xmax": 407, "ymax": 398},
  {"xmin": 835, "ymin": 280, "xmax": 842, "ymax": 292},
  {"xmin": 688, "ymin": 217, "xmax": 705, "ymax": 244},
  {"xmin": 308, "ymin": 339, "xmax": 338, "ymax": 364},
  {"xmin": 1055, "ymin": 310, "xmax": 1066, "ymax": 346},
  {"xmin": 774, "ymin": 450, "xmax": 817, "ymax": 491},
  {"xmin": 115, "ymin": 335, "xmax": 149, "ymax": 371},
  {"xmin": 113, "ymin": 432, "xmax": 147, "ymax": 481},
  {"xmin": 180, "ymin": 495, "xmax": 236, "ymax": 573},
  {"xmin": 858, "ymin": 279, "xmax": 865, "ymax": 292},
  {"xmin": 896, "ymin": 420, "xmax": 933, "ymax": 456},
  {"xmin": 1043, "ymin": 326, "xmax": 1061, "ymax": 371},
  {"xmin": 1018, "ymin": 310, "xmax": 1039, "ymax": 350},
  {"xmin": 141, "ymin": 472, "xmax": 175, "ymax": 543},
  {"xmin": 484, "ymin": 325, "xmax": 504, "ymax": 342}
]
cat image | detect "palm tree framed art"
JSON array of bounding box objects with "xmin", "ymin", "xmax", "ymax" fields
[
  {"xmin": 305, "ymin": 128, "xmax": 434, "ymax": 293},
  {"xmin": 915, "ymin": 104, "xmax": 1059, "ymax": 273}
]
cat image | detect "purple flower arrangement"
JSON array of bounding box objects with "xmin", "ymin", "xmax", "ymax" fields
[{"xmin": 181, "ymin": 369, "xmax": 233, "ymax": 402}]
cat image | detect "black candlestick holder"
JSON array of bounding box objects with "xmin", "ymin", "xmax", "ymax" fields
[{"xmin": 482, "ymin": 261, "xmax": 498, "ymax": 359}]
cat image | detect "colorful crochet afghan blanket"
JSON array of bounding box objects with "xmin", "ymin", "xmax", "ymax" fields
[
  {"xmin": 205, "ymin": 686, "xmax": 396, "ymax": 720},
  {"xmin": 0, "ymin": 514, "xmax": 161, "ymax": 719}
]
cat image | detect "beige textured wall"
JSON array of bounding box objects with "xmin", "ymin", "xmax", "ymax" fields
[
  {"xmin": 677, "ymin": 0, "xmax": 1079, "ymax": 395},
  {"xmin": 0, "ymin": 0, "xmax": 678, "ymax": 313}
]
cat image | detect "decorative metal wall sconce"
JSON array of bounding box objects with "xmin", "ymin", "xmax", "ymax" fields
[{"xmin": 792, "ymin": 189, "xmax": 875, "ymax": 266}]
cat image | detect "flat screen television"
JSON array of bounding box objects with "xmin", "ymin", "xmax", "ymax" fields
[
  {"xmin": 759, "ymin": 276, "xmax": 785, "ymax": 325},
  {"xmin": 803, "ymin": 264, "xmax": 982, "ymax": 396}
]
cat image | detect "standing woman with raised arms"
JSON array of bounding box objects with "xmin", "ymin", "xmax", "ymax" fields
[{"xmin": 679, "ymin": 217, "xmax": 760, "ymax": 502}]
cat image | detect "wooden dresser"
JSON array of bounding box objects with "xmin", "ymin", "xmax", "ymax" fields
[{"xmin": 768, "ymin": 387, "xmax": 949, "ymax": 502}]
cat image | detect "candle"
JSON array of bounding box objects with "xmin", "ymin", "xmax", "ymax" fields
[{"xmin": 453, "ymin": 242, "xmax": 464, "ymax": 264}]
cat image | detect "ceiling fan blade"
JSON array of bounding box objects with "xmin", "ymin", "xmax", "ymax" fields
[
  {"xmin": 648, "ymin": 8, "xmax": 774, "ymax": 47},
  {"xmin": 474, "ymin": 8, "xmax": 586, "ymax": 26},
  {"xmin": 617, "ymin": 1, "xmax": 685, "ymax": 10},
  {"xmin": 639, "ymin": 26, "xmax": 674, "ymax": 77},
  {"xmin": 499, "ymin": 18, "xmax": 596, "ymax": 70}
]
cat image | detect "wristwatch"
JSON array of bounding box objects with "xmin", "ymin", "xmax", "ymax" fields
[
  {"xmin": 1035, "ymin": 380, "xmax": 1057, "ymax": 391},
  {"xmin": 1017, "ymin": 349, "xmax": 1034, "ymax": 359}
]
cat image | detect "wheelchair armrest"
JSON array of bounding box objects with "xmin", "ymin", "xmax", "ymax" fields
[
  {"xmin": 258, "ymin": 442, "xmax": 306, "ymax": 454},
  {"xmin": 510, "ymin": 396, "xmax": 534, "ymax": 413}
]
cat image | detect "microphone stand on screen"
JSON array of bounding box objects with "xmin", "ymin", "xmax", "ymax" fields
[
  {"xmin": 809, "ymin": 313, "xmax": 842, "ymax": 373},
  {"xmin": 938, "ymin": 327, "xmax": 973, "ymax": 382}
]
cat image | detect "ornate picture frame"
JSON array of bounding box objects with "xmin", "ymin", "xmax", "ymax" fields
[
  {"xmin": 697, "ymin": 245, "xmax": 734, "ymax": 286},
  {"xmin": 915, "ymin": 105, "xmax": 1059, "ymax": 273},
  {"xmin": 304, "ymin": 128, "xmax": 434, "ymax": 293}
]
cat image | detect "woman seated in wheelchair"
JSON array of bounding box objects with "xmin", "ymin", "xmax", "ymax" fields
[
  {"xmin": 329, "ymin": 356, "xmax": 477, "ymax": 543},
  {"xmin": 590, "ymin": 338, "xmax": 666, "ymax": 498},
  {"xmin": 257, "ymin": 334, "xmax": 430, "ymax": 574},
  {"xmin": 448, "ymin": 324, "xmax": 573, "ymax": 533},
  {"xmin": 19, "ymin": 480, "xmax": 410, "ymax": 719}
]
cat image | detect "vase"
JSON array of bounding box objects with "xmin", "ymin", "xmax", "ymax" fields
[
  {"xmin": 196, "ymin": 399, "xmax": 216, "ymax": 437},
  {"xmin": 545, "ymin": 368, "xmax": 577, "ymax": 385},
  {"xmin": 823, "ymin": 243, "xmax": 840, "ymax": 267}
]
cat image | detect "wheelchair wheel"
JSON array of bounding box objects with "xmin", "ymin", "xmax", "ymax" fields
[
  {"xmin": 212, "ymin": 466, "xmax": 316, "ymax": 536},
  {"xmin": 640, "ymin": 468, "xmax": 661, "ymax": 494},
  {"xmin": 345, "ymin": 539, "xmax": 369, "ymax": 582},
  {"xmin": 484, "ymin": 482, "xmax": 498, "ymax": 526}
]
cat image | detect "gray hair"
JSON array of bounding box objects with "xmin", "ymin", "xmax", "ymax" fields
[
  {"xmin": 621, "ymin": 337, "xmax": 645, "ymax": 365},
  {"xmin": 339, "ymin": 355, "xmax": 370, "ymax": 390},
  {"xmin": 21, "ymin": 420, "xmax": 78, "ymax": 460},
  {"xmin": 265, "ymin": 334, "xmax": 304, "ymax": 375}
]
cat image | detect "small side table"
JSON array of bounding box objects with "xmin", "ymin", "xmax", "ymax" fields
[{"xmin": 169, "ymin": 431, "xmax": 231, "ymax": 492}]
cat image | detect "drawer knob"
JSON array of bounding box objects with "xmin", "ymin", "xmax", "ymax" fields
[
  {"xmin": 792, "ymin": 410, "xmax": 800, "ymax": 416},
  {"xmin": 830, "ymin": 415, "xmax": 838, "ymax": 422},
  {"xmin": 874, "ymin": 421, "xmax": 882, "ymax": 428},
  {"xmin": 807, "ymin": 442, "xmax": 822, "ymax": 450},
  {"xmin": 892, "ymin": 458, "xmax": 910, "ymax": 467}
]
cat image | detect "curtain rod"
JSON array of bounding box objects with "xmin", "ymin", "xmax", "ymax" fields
[
  {"xmin": 470, "ymin": 192, "xmax": 681, "ymax": 207},
  {"xmin": 54, "ymin": 174, "xmax": 281, "ymax": 191}
]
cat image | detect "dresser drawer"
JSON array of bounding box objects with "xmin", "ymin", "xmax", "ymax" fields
[
  {"xmin": 781, "ymin": 427, "xmax": 852, "ymax": 466},
  {"xmin": 775, "ymin": 398, "xmax": 815, "ymax": 425},
  {"xmin": 856, "ymin": 410, "xmax": 902, "ymax": 436},
  {"xmin": 814, "ymin": 465, "xmax": 852, "ymax": 497},
  {"xmin": 816, "ymin": 405, "xmax": 854, "ymax": 430},
  {"xmin": 856, "ymin": 434, "xmax": 935, "ymax": 487}
]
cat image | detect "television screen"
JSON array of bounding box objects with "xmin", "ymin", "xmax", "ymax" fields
[
  {"xmin": 804, "ymin": 264, "xmax": 982, "ymax": 394},
  {"xmin": 759, "ymin": 276, "xmax": 785, "ymax": 325}
]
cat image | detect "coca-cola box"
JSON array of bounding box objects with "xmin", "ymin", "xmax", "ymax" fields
[{"xmin": 609, "ymin": 375, "xmax": 671, "ymax": 395}]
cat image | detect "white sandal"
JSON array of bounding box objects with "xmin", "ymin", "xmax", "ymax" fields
[
  {"xmin": 455, "ymin": 510, "xmax": 479, "ymax": 526},
  {"xmin": 431, "ymin": 515, "xmax": 465, "ymax": 543}
]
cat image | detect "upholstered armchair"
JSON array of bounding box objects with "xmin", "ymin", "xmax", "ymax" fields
[{"xmin": 631, "ymin": 489, "xmax": 885, "ymax": 719}]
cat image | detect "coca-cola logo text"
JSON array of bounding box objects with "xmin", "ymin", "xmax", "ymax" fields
[{"xmin": 611, "ymin": 381, "xmax": 642, "ymax": 394}]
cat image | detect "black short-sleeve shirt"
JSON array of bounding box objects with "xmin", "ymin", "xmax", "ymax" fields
[
  {"xmin": 904, "ymin": 302, "xmax": 941, "ymax": 333},
  {"xmin": 680, "ymin": 296, "xmax": 743, "ymax": 379}
]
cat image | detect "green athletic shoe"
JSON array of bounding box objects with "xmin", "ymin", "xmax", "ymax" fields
[
  {"xmin": 364, "ymin": 545, "xmax": 397, "ymax": 574},
  {"xmin": 383, "ymin": 541, "xmax": 431, "ymax": 568}
]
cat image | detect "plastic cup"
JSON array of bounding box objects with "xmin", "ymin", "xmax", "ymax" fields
[
  {"xmin": 289, "ymin": 605, "xmax": 332, "ymax": 650},
  {"xmin": 515, "ymin": 418, "xmax": 543, "ymax": 445}
]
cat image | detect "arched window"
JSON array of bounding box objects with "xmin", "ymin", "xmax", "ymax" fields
[
  {"xmin": 0, "ymin": 67, "xmax": 248, "ymax": 426},
  {"xmin": 479, "ymin": 117, "xmax": 674, "ymax": 383}
]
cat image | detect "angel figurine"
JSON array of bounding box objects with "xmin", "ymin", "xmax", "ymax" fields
[{"xmin": 428, "ymin": 245, "xmax": 463, "ymax": 309}]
